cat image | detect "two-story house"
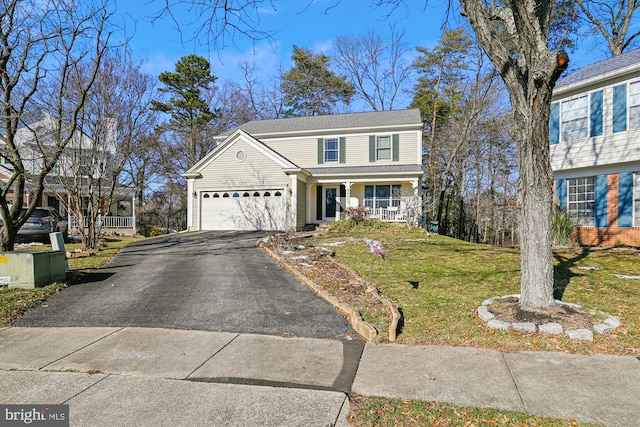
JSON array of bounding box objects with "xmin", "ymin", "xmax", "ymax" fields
[
  {"xmin": 550, "ymin": 48, "xmax": 640, "ymax": 246},
  {"xmin": 0, "ymin": 111, "xmax": 137, "ymax": 235},
  {"xmin": 183, "ymin": 109, "xmax": 424, "ymax": 231}
]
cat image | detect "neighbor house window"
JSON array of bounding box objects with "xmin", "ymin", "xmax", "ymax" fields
[
  {"xmin": 568, "ymin": 177, "xmax": 595, "ymax": 226},
  {"xmin": 324, "ymin": 138, "xmax": 339, "ymax": 163},
  {"xmin": 364, "ymin": 184, "xmax": 402, "ymax": 208},
  {"xmin": 376, "ymin": 135, "xmax": 391, "ymax": 160},
  {"xmin": 561, "ymin": 95, "xmax": 588, "ymax": 142},
  {"xmin": 629, "ymin": 81, "xmax": 640, "ymax": 129}
]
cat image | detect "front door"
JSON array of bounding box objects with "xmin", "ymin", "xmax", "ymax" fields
[{"xmin": 324, "ymin": 187, "xmax": 337, "ymax": 219}]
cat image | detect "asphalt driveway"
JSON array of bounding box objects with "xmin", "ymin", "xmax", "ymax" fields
[{"xmin": 16, "ymin": 231, "xmax": 356, "ymax": 340}]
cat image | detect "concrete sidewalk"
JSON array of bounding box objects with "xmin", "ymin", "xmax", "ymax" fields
[{"xmin": 0, "ymin": 327, "xmax": 638, "ymax": 426}]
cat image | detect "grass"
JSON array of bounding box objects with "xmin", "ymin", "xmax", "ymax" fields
[
  {"xmin": 309, "ymin": 224, "xmax": 639, "ymax": 355},
  {"xmin": 1, "ymin": 227, "xmax": 634, "ymax": 426},
  {"xmin": 348, "ymin": 396, "xmax": 599, "ymax": 427},
  {"xmin": 306, "ymin": 223, "xmax": 638, "ymax": 426},
  {"xmin": 0, "ymin": 236, "xmax": 140, "ymax": 326}
]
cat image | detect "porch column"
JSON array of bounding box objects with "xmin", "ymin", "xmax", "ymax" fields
[
  {"xmin": 344, "ymin": 181, "xmax": 352, "ymax": 209},
  {"xmin": 306, "ymin": 181, "xmax": 312, "ymax": 225},
  {"xmin": 186, "ymin": 178, "xmax": 194, "ymax": 230},
  {"xmin": 132, "ymin": 195, "xmax": 137, "ymax": 235},
  {"xmin": 289, "ymin": 175, "xmax": 298, "ymax": 230},
  {"xmin": 411, "ymin": 180, "xmax": 420, "ymax": 226}
]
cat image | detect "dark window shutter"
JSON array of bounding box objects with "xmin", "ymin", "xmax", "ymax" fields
[
  {"xmin": 339, "ymin": 137, "xmax": 346, "ymax": 164},
  {"xmin": 618, "ymin": 172, "xmax": 633, "ymax": 227},
  {"xmin": 595, "ymin": 174, "xmax": 608, "ymax": 228},
  {"xmin": 392, "ymin": 134, "xmax": 399, "ymax": 161},
  {"xmin": 339, "ymin": 185, "xmax": 346, "ymax": 212},
  {"xmin": 590, "ymin": 90, "xmax": 603, "ymax": 137},
  {"xmin": 317, "ymin": 138, "xmax": 324, "ymax": 164},
  {"xmin": 613, "ymin": 84, "xmax": 627, "ymax": 133},
  {"xmin": 549, "ymin": 102, "xmax": 560, "ymax": 144},
  {"xmin": 556, "ymin": 179, "xmax": 566, "ymax": 211},
  {"xmin": 369, "ymin": 135, "xmax": 375, "ymax": 162},
  {"xmin": 316, "ymin": 185, "xmax": 323, "ymax": 220}
]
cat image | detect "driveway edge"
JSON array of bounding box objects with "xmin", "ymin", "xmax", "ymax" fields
[{"xmin": 258, "ymin": 242, "xmax": 378, "ymax": 341}]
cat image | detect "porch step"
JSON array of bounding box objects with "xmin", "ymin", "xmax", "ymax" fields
[
  {"xmin": 304, "ymin": 223, "xmax": 330, "ymax": 232},
  {"xmin": 316, "ymin": 223, "xmax": 330, "ymax": 232}
]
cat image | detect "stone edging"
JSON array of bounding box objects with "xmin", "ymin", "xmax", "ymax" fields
[
  {"xmin": 257, "ymin": 236, "xmax": 401, "ymax": 342},
  {"xmin": 477, "ymin": 294, "xmax": 622, "ymax": 342}
]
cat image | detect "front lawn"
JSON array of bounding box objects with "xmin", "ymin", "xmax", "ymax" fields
[
  {"xmin": 348, "ymin": 396, "xmax": 598, "ymax": 427},
  {"xmin": 309, "ymin": 225, "xmax": 639, "ymax": 355}
]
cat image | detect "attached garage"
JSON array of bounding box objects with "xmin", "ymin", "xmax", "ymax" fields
[{"xmin": 200, "ymin": 189, "xmax": 288, "ymax": 231}]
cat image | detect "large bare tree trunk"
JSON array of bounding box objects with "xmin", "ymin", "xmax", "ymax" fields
[
  {"xmin": 461, "ymin": 0, "xmax": 568, "ymax": 309},
  {"xmin": 513, "ymin": 88, "xmax": 555, "ymax": 308}
]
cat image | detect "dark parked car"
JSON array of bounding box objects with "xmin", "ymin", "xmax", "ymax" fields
[
  {"xmin": 0, "ymin": 207, "xmax": 69, "ymax": 242},
  {"xmin": 18, "ymin": 207, "xmax": 68, "ymax": 242},
  {"xmin": 14, "ymin": 207, "xmax": 68, "ymax": 242}
]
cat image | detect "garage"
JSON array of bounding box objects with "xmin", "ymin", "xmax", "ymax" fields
[{"xmin": 200, "ymin": 189, "xmax": 288, "ymax": 231}]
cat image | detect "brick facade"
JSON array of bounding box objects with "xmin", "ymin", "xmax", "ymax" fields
[{"xmin": 572, "ymin": 173, "xmax": 640, "ymax": 247}]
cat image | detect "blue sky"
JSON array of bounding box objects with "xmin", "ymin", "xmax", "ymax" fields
[
  {"xmin": 114, "ymin": 1, "xmax": 450, "ymax": 82},
  {"xmin": 113, "ymin": 0, "xmax": 630, "ymax": 110}
]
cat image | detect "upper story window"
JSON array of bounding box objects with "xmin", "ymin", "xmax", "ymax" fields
[
  {"xmin": 376, "ymin": 135, "xmax": 391, "ymax": 161},
  {"xmin": 629, "ymin": 81, "xmax": 640, "ymax": 129},
  {"xmin": 561, "ymin": 96, "xmax": 588, "ymax": 142},
  {"xmin": 551, "ymin": 90, "xmax": 603, "ymax": 144},
  {"xmin": 369, "ymin": 134, "xmax": 399, "ymax": 162},
  {"xmin": 324, "ymin": 138, "xmax": 339, "ymax": 163}
]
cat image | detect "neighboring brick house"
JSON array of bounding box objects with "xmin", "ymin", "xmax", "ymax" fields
[
  {"xmin": 550, "ymin": 48, "xmax": 640, "ymax": 246},
  {"xmin": 183, "ymin": 109, "xmax": 424, "ymax": 231}
]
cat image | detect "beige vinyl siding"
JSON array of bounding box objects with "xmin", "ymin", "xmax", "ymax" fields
[
  {"xmin": 550, "ymin": 82, "xmax": 640, "ymax": 171},
  {"xmin": 263, "ymin": 137, "xmax": 317, "ymax": 167},
  {"xmin": 397, "ymin": 132, "xmax": 420, "ymax": 164},
  {"xmin": 191, "ymin": 139, "xmax": 290, "ymax": 226},
  {"xmin": 263, "ymin": 130, "xmax": 421, "ymax": 168},
  {"xmin": 296, "ymin": 179, "xmax": 307, "ymax": 229},
  {"xmin": 194, "ymin": 139, "xmax": 289, "ymax": 189}
]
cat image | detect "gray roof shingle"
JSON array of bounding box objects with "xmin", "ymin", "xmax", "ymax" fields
[
  {"xmin": 225, "ymin": 109, "xmax": 422, "ymax": 136},
  {"xmin": 556, "ymin": 48, "xmax": 640, "ymax": 89}
]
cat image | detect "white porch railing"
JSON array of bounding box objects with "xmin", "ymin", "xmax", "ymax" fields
[
  {"xmin": 365, "ymin": 207, "xmax": 406, "ymax": 222},
  {"xmin": 69, "ymin": 215, "xmax": 134, "ymax": 229}
]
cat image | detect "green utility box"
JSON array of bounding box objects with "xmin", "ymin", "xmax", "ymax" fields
[{"xmin": 0, "ymin": 251, "xmax": 66, "ymax": 289}]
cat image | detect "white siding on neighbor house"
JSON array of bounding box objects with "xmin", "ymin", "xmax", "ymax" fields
[
  {"xmin": 262, "ymin": 130, "xmax": 421, "ymax": 168},
  {"xmin": 191, "ymin": 138, "xmax": 291, "ymax": 227},
  {"xmin": 551, "ymin": 81, "xmax": 640, "ymax": 172}
]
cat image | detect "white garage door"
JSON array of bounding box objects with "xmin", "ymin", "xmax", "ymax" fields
[{"xmin": 200, "ymin": 189, "xmax": 287, "ymax": 231}]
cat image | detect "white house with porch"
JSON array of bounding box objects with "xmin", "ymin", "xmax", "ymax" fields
[
  {"xmin": 183, "ymin": 109, "xmax": 424, "ymax": 231},
  {"xmin": 0, "ymin": 111, "xmax": 137, "ymax": 236}
]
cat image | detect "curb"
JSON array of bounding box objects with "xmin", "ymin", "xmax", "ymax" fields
[{"xmin": 258, "ymin": 242, "xmax": 378, "ymax": 341}]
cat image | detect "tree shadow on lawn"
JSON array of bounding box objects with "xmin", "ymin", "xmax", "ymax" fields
[{"xmin": 553, "ymin": 248, "xmax": 590, "ymax": 300}]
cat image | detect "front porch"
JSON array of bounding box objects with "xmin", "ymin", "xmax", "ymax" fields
[
  {"xmin": 69, "ymin": 214, "xmax": 136, "ymax": 236},
  {"xmin": 307, "ymin": 180, "xmax": 421, "ymax": 226}
]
